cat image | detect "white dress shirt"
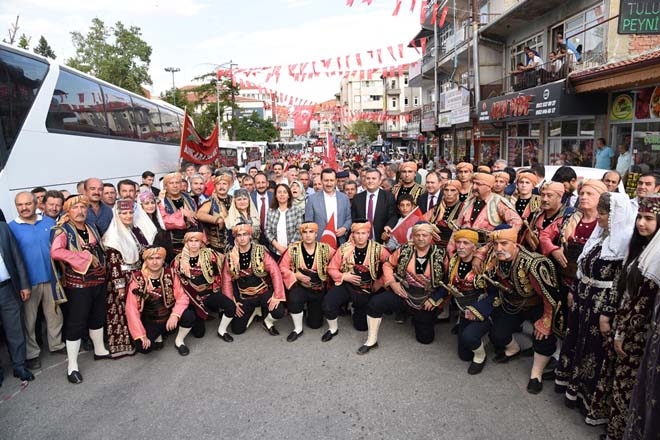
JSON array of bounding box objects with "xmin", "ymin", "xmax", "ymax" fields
[{"xmin": 323, "ymin": 191, "xmax": 338, "ymax": 228}]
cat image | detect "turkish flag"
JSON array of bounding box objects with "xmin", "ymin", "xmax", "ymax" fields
[
  {"xmin": 391, "ymin": 207, "xmax": 424, "ymax": 245},
  {"xmin": 320, "ymin": 213, "xmax": 338, "ymax": 250},
  {"xmin": 293, "ymin": 105, "xmax": 315, "ymax": 135},
  {"xmin": 325, "ymin": 131, "xmax": 338, "ymax": 170}
]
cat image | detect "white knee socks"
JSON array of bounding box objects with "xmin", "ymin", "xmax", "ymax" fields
[
  {"xmin": 89, "ymin": 328, "xmax": 109, "ymax": 356},
  {"xmin": 264, "ymin": 313, "xmax": 277, "ymax": 329},
  {"xmin": 291, "ymin": 312, "xmax": 304, "ymax": 334},
  {"xmin": 175, "ymin": 326, "xmax": 191, "ymax": 347},
  {"xmin": 66, "ymin": 339, "xmax": 81, "ymax": 374},
  {"xmin": 504, "ymin": 338, "xmax": 520, "ymax": 356},
  {"xmin": 327, "ymin": 318, "xmax": 338, "ymax": 334},
  {"xmin": 531, "ymin": 353, "xmax": 550, "ymax": 380},
  {"xmin": 472, "ymin": 342, "xmax": 486, "ymax": 364},
  {"xmin": 365, "ymin": 316, "xmax": 382, "ymax": 346},
  {"xmin": 217, "ymin": 315, "xmax": 233, "ymax": 336}
]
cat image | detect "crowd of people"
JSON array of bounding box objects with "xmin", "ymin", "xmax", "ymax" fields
[{"xmin": 1, "ymin": 151, "xmax": 659, "ymax": 440}]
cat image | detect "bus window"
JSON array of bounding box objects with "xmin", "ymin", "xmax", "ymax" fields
[
  {"xmin": 46, "ymin": 70, "xmax": 108, "ymax": 136},
  {"xmin": 132, "ymin": 96, "xmax": 162, "ymax": 142},
  {"xmin": 101, "ymin": 85, "xmax": 138, "ymax": 139},
  {"xmin": 158, "ymin": 106, "xmax": 181, "ymax": 145},
  {"xmin": 0, "ymin": 49, "xmax": 49, "ymax": 169}
]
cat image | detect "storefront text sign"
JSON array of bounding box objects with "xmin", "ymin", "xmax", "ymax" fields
[{"xmin": 618, "ymin": 0, "xmax": 660, "ymax": 35}]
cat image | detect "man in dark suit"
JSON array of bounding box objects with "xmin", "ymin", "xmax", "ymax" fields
[
  {"xmin": 351, "ymin": 168, "xmax": 398, "ymax": 243},
  {"xmin": 305, "ymin": 168, "xmax": 352, "ymax": 245},
  {"xmin": 0, "ymin": 221, "xmax": 35, "ymax": 386},
  {"xmin": 417, "ymin": 170, "xmax": 441, "ymax": 214},
  {"xmin": 251, "ymin": 172, "xmax": 273, "ymax": 245}
]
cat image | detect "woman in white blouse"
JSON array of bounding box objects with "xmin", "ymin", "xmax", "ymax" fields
[{"xmin": 265, "ymin": 184, "xmax": 304, "ymax": 257}]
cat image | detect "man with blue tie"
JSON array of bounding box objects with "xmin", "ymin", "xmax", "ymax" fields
[
  {"xmin": 0, "ymin": 220, "xmax": 35, "ymax": 386},
  {"xmin": 305, "ymin": 168, "xmax": 352, "ymax": 245},
  {"xmin": 351, "ymin": 168, "xmax": 398, "ymax": 243}
]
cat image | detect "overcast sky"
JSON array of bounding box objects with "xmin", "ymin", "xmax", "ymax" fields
[{"xmin": 1, "ymin": 0, "xmax": 423, "ymax": 103}]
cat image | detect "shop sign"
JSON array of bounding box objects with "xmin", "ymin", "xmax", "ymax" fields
[
  {"xmin": 439, "ymin": 88, "xmax": 471, "ymax": 125},
  {"xmin": 618, "ymin": 0, "xmax": 660, "ymax": 35},
  {"xmin": 438, "ymin": 111, "xmax": 451, "ymax": 128},
  {"xmin": 644, "ymin": 134, "xmax": 660, "ymax": 150},
  {"xmin": 610, "ymin": 92, "xmax": 634, "ymax": 120}
]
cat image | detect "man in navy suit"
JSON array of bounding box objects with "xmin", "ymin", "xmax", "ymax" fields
[
  {"xmin": 0, "ymin": 221, "xmax": 35, "ymax": 386},
  {"xmin": 305, "ymin": 168, "xmax": 352, "ymax": 244},
  {"xmin": 417, "ymin": 171, "xmax": 441, "ymax": 214},
  {"xmin": 351, "ymin": 168, "xmax": 398, "ymax": 243},
  {"xmin": 251, "ymin": 172, "xmax": 273, "ymax": 245}
]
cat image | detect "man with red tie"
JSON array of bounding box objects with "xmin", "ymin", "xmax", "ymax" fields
[
  {"xmin": 250, "ymin": 172, "xmax": 272, "ymax": 246},
  {"xmin": 351, "ymin": 168, "xmax": 398, "ymax": 244}
]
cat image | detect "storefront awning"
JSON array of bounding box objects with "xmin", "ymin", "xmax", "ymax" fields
[
  {"xmin": 477, "ymin": 80, "xmax": 607, "ymax": 123},
  {"xmin": 569, "ymin": 49, "xmax": 660, "ymax": 93}
]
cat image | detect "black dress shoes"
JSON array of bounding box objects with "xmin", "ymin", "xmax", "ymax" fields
[
  {"xmin": 175, "ymin": 344, "xmax": 190, "ymax": 356},
  {"xmin": 93, "ymin": 353, "xmax": 111, "ymax": 361},
  {"xmin": 527, "ymin": 378, "xmax": 543, "ymax": 394},
  {"xmin": 287, "ymin": 330, "xmax": 303, "ymax": 342},
  {"xmin": 67, "ymin": 370, "xmax": 83, "ymax": 384},
  {"xmin": 153, "ymin": 341, "xmax": 164, "ymax": 351},
  {"xmin": 13, "ymin": 368, "xmax": 35, "ymax": 382},
  {"xmin": 26, "ymin": 358, "xmax": 41, "ymax": 370},
  {"xmin": 356, "ymin": 343, "xmax": 378, "ymax": 355},
  {"xmin": 493, "ymin": 350, "xmax": 521, "ymax": 364},
  {"xmin": 467, "ymin": 359, "xmax": 486, "ymax": 375},
  {"xmin": 321, "ymin": 329, "xmax": 338, "ymax": 342},
  {"xmin": 262, "ymin": 321, "xmax": 280, "ymax": 336},
  {"xmin": 218, "ymin": 332, "xmax": 234, "ymax": 343}
]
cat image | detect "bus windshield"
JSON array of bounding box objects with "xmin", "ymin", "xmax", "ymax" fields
[{"xmin": 0, "ymin": 49, "xmax": 49, "ymax": 170}]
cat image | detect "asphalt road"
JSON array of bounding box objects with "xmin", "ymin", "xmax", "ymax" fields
[{"xmin": 0, "ymin": 316, "xmax": 601, "ymax": 440}]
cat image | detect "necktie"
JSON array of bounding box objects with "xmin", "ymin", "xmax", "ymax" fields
[
  {"xmin": 260, "ymin": 196, "xmax": 266, "ymax": 229},
  {"xmin": 368, "ymin": 194, "xmax": 374, "ymax": 238},
  {"xmin": 428, "ymin": 194, "xmax": 435, "ymax": 211}
]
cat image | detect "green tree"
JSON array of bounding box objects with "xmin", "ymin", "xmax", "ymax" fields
[
  {"xmin": 67, "ymin": 18, "xmax": 152, "ymax": 95},
  {"xmin": 159, "ymin": 88, "xmax": 190, "ymax": 111},
  {"xmin": 185, "ymin": 72, "xmax": 241, "ymax": 139},
  {"xmin": 33, "ymin": 35, "xmax": 56, "ymax": 59},
  {"xmin": 17, "ymin": 33, "xmax": 30, "ymax": 49},
  {"xmin": 350, "ymin": 120, "xmax": 380, "ymax": 143},
  {"xmin": 235, "ymin": 112, "xmax": 279, "ymax": 142}
]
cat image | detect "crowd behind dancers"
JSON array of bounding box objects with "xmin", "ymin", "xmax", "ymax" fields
[{"xmin": 1, "ymin": 151, "xmax": 659, "ymax": 440}]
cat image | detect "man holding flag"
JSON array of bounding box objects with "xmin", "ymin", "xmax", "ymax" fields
[{"xmin": 305, "ymin": 168, "xmax": 352, "ymax": 246}]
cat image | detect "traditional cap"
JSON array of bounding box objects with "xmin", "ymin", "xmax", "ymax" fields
[
  {"xmin": 351, "ymin": 219, "xmax": 372, "ymax": 233},
  {"xmin": 516, "ymin": 171, "xmax": 539, "ymax": 186},
  {"xmin": 456, "ymin": 162, "xmax": 474, "ymax": 172},
  {"xmin": 445, "ymin": 180, "xmax": 462, "ymax": 191},
  {"xmin": 541, "ymin": 182, "xmax": 565, "ymax": 198},
  {"xmin": 411, "ymin": 221, "xmax": 439, "ymax": 235},
  {"xmin": 142, "ymin": 246, "xmax": 167, "ymax": 259},
  {"xmin": 213, "ymin": 174, "xmax": 233, "ymax": 186},
  {"xmin": 336, "ymin": 171, "xmax": 349, "ymax": 178},
  {"xmin": 581, "ymin": 179, "xmax": 608, "ymax": 195},
  {"xmin": 63, "ymin": 195, "xmax": 89, "ymax": 213},
  {"xmin": 163, "ymin": 172, "xmax": 182, "ymax": 185},
  {"xmin": 116, "ymin": 199, "xmax": 133, "ymax": 211},
  {"xmin": 183, "ymin": 231, "xmax": 205, "ymax": 243},
  {"xmin": 492, "ymin": 171, "xmax": 510, "ymax": 183},
  {"xmin": 138, "ymin": 191, "xmax": 155, "ymax": 203},
  {"xmin": 232, "ymin": 222, "xmax": 253, "ymax": 235},
  {"xmin": 472, "ymin": 172, "xmax": 496, "ymax": 188},
  {"xmin": 490, "ymin": 224, "xmax": 520, "ymax": 243},
  {"xmin": 299, "ymin": 221, "xmax": 319, "ymax": 234},
  {"xmin": 453, "ymin": 228, "xmax": 479, "ymax": 245},
  {"xmin": 400, "ymin": 161, "xmax": 418, "ymax": 172},
  {"xmin": 639, "ymin": 193, "xmax": 660, "ymax": 214},
  {"xmin": 477, "ymin": 165, "xmax": 491, "ymax": 173}
]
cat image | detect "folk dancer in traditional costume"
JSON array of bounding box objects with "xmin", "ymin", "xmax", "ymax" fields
[
  {"xmin": 455, "ymin": 162, "xmax": 474, "ymax": 202},
  {"xmin": 359, "ymin": 222, "xmax": 446, "ymax": 354},
  {"xmin": 591, "ymin": 194, "xmax": 660, "ymax": 440},
  {"xmin": 126, "ymin": 247, "xmax": 195, "ymax": 355},
  {"xmin": 425, "ymin": 179, "xmax": 463, "ymax": 247},
  {"xmin": 511, "ymin": 170, "xmax": 542, "ymax": 242},
  {"xmin": 392, "ymin": 161, "xmax": 425, "ymax": 205},
  {"xmin": 521, "ymin": 182, "xmax": 571, "ymax": 253},
  {"xmin": 321, "ymin": 220, "xmax": 390, "ymax": 342},
  {"xmin": 484, "ymin": 225, "xmax": 563, "ymax": 394},
  {"xmin": 101, "ymin": 199, "xmax": 151, "ymax": 358},
  {"xmin": 172, "ymin": 232, "xmax": 236, "ymax": 342},
  {"xmin": 447, "ymin": 229, "xmax": 492, "ymax": 375},
  {"xmin": 221, "ymin": 222, "xmax": 285, "ymax": 336},
  {"xmin": 279, "ymin": 221, "xmax": 335, "ymax": 342},
  {"xmin": 50, "ymin": 195, "xmax": 110, "ymax": 384},
  {"xmin": 196, "ymin": 174, "xmax": 233, "ymax": 253},
  {"xmin": 158, "ymin": 172, "xmax": 200, "ymax": 260},
  {"xmin": 554, "ymin": 192, "xmax": 635, "ymax": 419}
]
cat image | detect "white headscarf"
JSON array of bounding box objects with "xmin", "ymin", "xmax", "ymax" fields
[
  {"xmin": 134, "ymin": 199, "xmax": 160, "ymax": 245},
  {"xmin": 224, "ymin": 190, "xmax": 260, "ymax": 231},
  {"xmin": 102, "ymin": 203, "xmax": 141, "ymax": 265}
]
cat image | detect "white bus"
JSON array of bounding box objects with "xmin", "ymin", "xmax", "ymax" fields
[{"xmin": 0, "ymin": 43, "xmax": 184, "ymax": 218}]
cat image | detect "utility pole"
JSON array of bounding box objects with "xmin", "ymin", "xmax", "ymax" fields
[
  {"xmin": 164, "ymin": 67, "xmax": 180, "ymax": 106},
  {"xmin": 471, "ymin": 0, "xmax": 480, "ymax": 105}
]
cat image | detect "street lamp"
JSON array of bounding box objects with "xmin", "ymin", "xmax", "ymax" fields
[{"xmin": 164, "ymin": 66, "xmax": 180, "ymax": 106}]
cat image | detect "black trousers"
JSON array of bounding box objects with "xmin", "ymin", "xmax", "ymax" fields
[
  {"xmin": 367, "ymin": 289, "xmax": 437, "ymax": 344},
  {"xmin": 287, "ymin": 285, "xmax": 325, "ymax": 329},
  {"xmin": 322, "ymin": 283, "xmax": 374, "ymax": 331},
  {"xmin": 457, "ymin": 317, "xmax": 491, "ymax": 361},
  {"xmin": 63, "ymin": 284, "xmax": 107, "ymax": 341},
  {"xmin": 189, "ymin": 294, "xmax": 237, "ymax": 337},
  {"xmin": 231, "ymin": 291, "xmax": 285, "ymax": 335},
  {"xmin": 489, "ymin": 303, "xmax": 556, "ymax": 356},
  {"xmin": 138, "ymin": 308, "xmax": 195, "ymax": 353}
]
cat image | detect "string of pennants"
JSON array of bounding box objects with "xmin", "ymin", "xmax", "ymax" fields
[{"xmin": 346, "ymin": 0, "xmax": 448, "ymax": 25}]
